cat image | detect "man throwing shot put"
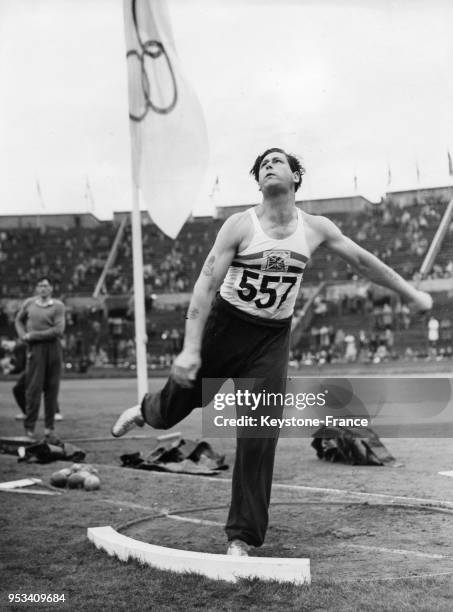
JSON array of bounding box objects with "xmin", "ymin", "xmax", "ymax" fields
[
  {"xmin": 15, "ymin": 276, "xmax": 65, "ymax": 442},
  {"xmin": 112, "ymin": 147, "xmax": 432, "ymax": 555}
]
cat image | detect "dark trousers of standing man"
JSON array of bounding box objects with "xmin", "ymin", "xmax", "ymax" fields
[
  {"xmin": 13, "ymin": 372, "xmax": 26, "ymax": 414},
  {"xmin": 24, "ymin": 340, "xmax": 62, "ymax": 432},
  {"xmin": 13, "ymin": 371, "xmax": 60, "ymax": 416},
  {"xmin": 140, "ymin": 295, "xmax": 290, "ymax": 548}
]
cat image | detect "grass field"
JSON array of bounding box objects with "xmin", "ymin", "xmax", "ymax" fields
[{"xmin": 1, "ymin": 372, "xmax": 453, "ymax": 611}]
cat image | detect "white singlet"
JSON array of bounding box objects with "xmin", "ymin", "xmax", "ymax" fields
[{"xmin": 220, "ymin": 207, "xmax": 311, "ymax": 319}]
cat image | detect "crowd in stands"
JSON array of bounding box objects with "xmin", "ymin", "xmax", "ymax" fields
[
  {"xmin": 0, "ymin": 193, "xmax": 452, "ymax": 370},
  {"xmin": 0, "ymin": 225, "xmax": 115, "ymax": 297},
  {"xmin": 100, "ymin": 223, "xmax": 215, "ymax": 295},
  {"xmin": 303, "ymin": 197, "xmax": 453, "ymax": 284},
  {"xmin": 290, "ymin": 290, "xmax": 452, "ymax": 368},
  {"xmin": 1, "ymin": 195, "xmax": 452, "ymax": 301}
]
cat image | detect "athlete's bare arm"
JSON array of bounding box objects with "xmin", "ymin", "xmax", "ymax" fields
[
  {"xmin": 310, "ymin": 215, "xmax": 433, "ymax": 311},
  {"xmin": 171, "ymin": 213, "xmax": 249, "ymax": 387}
]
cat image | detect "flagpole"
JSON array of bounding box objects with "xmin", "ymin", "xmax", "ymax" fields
[{"xmin": 130, "ymin": 185, "xmax": 148, "ymax": 401}]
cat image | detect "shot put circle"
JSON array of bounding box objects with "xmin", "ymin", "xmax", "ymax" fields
[{"xmin": 116, "ymin": 501, "xmax": 453, "ymax": 583}]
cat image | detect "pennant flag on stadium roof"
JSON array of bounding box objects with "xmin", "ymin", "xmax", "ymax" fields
[
  {"xmin": 210, "ymin": 175, "xmax": 220, "ymax": 197},
  {"xmin": 123, "ymin": 0, "xmax": 209, "ymax": 239},
  {"xmin": 85, "ymin": 177, "xmax": 95, "ymax": 215},
  {"xmin": 36, "ymin": 179, "xmax": 46, "ymax": 211},
  {"xmin": 415, "ymin": 160, "xmax": 421, "ymax": 184}
]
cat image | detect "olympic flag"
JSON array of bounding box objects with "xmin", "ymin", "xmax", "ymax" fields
[{"xmin": 123, "ymin": 0, "xmax": 209, "ymax": 238}]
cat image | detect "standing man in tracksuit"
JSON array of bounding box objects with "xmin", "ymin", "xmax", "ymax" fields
[
  {"xmin": 15, "ymin": 276, "xmax": 65, "ymax": 441},
  {"xmin": 112, "ymin": 147, "xmax": 433, "ymax": 555}
]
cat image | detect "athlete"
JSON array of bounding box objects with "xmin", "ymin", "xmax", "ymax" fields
[{"xmin": 112, "ymin": 147, "xmax": 432, "ymax": 555}]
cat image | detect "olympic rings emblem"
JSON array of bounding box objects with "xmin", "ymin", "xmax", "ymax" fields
[{"xmin": 127, "ymin": 0, "xmax": 178, "ymax": 121}]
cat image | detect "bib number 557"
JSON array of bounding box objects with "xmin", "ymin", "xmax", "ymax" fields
[{"xmin": 237, "ymin": 270, "xmax": 297, "ymax": 309}]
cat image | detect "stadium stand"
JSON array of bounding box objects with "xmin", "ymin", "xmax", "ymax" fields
[{"xmin": 0, "ymin": 188, "xmax": 452, "ymax": 371}]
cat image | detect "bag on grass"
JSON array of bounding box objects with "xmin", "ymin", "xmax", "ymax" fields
[{"xmin": 311, "ymin": 425, "xmax": 395, "ymax": 466}]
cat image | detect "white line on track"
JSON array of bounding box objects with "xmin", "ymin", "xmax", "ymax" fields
[
  {"xmin": 343, "ymin": 543, "xmax": 451, "ymax": 559},
  {"xmin": 271, "ymin": 482, "xmax": 453, "ymax": 509},
  {"xmin": 166, "ymin": 514, "xmax": 224, "ymax": 527},
  {"xmin": 101, "ymin": 498, "xmax": 224, "ymax": 526},
  {"xmin": 167, "ymin": 473, "xmax": 453, "ymax": 509},
  {"xmin": 99, "ymin": 464, "xmax": 453, "ymax": 510},
  {"xmin": 101, "ymin": 498, "xmax": 155, "ymax": 511},
  {"xmin": 344, "ymin": 570, "xmax": 453, "ymax": 583},
  {"xmin": 101, "ymin": 499, "xmax": 225, "ymax": 525}
]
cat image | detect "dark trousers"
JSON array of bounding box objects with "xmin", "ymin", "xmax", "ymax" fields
[
  {"xmin": 24, "ymin": 340, "xmax": 62, "ymax": 432},
  {"xmin": 141, "ymin": 295, "xmax": 291, "ymax": 547},
  {"xmin": 13, "ymin": 370, "xmax": 60, "ymax": 415},
  {"xmin": 13, "ymin": 371, "xmax": 26, "ymax": 413}
]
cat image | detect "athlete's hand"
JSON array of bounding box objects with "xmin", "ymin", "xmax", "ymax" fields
[
  {"xmin": 171, "ymin": 349, "xmax": 201, "ymax": 388},
  {"xmin": 412, "ymin": 290, "xmax": 433, "ymax": 313}
]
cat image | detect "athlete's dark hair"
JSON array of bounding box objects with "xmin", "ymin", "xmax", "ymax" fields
[
  {"xmin": 36, "ymin": 276, "xmax": 53, "ymax": 286},
  {"xmin": 250, "ymin": 147, "xmax": 306, "ymax": 192}
]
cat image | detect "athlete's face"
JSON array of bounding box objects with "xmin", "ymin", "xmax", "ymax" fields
[{"xmin": 258, "ymin": 151, "xmax": 299, "ymax": 194}]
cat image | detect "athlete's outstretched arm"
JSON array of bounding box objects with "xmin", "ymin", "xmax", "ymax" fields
[
  {"xmin": 171, "ymin": 214, "xmax": 244, "ymax": 387},
  {"xmin": 318, "ymin": 217, "xmax": 432, "ymax": 311}
]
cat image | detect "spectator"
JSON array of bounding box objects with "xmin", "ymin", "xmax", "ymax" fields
[
  {"xmin": 344, "ymin": 334, "xmax": 357, "ymax": 362},
  {"xmin": 384, "ymin": 327, "xmax": 394, "ymax": 352},
  {"xmin": 170, "ymin": 328, "xmax": 182, "ymax": 353},
  {"xmin": 358, "ymin": 329, "xmax": 368, "ymax": 354},
  {"xmin": 334, "ymin": 328, "xmax": 345, "ymax": 354},
  {"xmin": 15, "ymin": 276, "xmax": 65, "ymax": 441},
  {"xmin": 401, "ymin": 304, "xmax": 411, "ymax": 330},
  {"xmin": 440, "ymin": 317, "xmax": 452, "ymax": 344},
  {"xmin": 427, "ymin": 316, "xmax": 440, "ymax": 355},
  {"xmin": 319, "ymin": 325, "xmax": 330, "ymax": 350},
  {"xmin": 382, "ymin": 302, "xmax": 393, "ymax": 328}
]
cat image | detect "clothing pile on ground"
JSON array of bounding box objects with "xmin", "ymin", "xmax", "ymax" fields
[
  {"xmin": 120, "ymin": 438, "xmax": 228, "ymax": 476},
  {"xmin": 312, "ymin": 425, "xmax": 396, "ymax": 466}
]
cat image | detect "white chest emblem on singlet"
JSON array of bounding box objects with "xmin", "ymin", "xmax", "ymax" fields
[{"xmin": 263, "ymin": 250, "xmax": 290, "ymax": 272}]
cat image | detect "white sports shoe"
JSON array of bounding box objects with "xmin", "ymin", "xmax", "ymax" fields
[
  {"xmin": 25, "ymin": 430, "xmax": 37, "ymax": 442},
  {"xmin": 54, "ymin": 413, "xmax": 63, "ymax": 421},
  {"xmin": 111, "ymin": 404, "xmax": 145, "ymax": 438},
  {"xmin": 226, "ymin": 540, "xmax": 250, "ymax": 556}
]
